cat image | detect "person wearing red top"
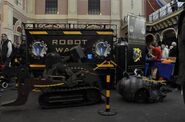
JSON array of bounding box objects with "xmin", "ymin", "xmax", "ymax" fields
[{"xmin": 152, "ymin": 42, "xmax": 162, "ymax": 61}]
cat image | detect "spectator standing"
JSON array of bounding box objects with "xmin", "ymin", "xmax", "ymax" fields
[
  {"xmin": 161, "ymin": 44, "xmax": 169, "ymax": 59},
  {"xmin": 152, "ymin": 42, "xmax": 162, "ymax": 61},
  {"xmin": 169, "ymin": 41, "xmax": 177, "ymax": 57},
  {"xmin": 0, "ymin": 33, "xmax": 13, "ymax": 67}
]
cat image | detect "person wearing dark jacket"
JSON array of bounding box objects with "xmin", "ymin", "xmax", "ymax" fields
[
  {"xmin": 0, "ymin": 33, "xmax": 13, "ymax": 67},
  {"xmin": 11, "ymin": 39, "xmax": 27, "ymax": 67},
  {"xmin": 169, "ymin": 42, "xmax": 177, "ymax": 57}
]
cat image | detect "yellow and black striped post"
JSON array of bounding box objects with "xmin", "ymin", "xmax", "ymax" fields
[
  {"xmin": 105, "ymin": 75, "xmax": 111, "ymax": 112},
  {"xmin": 98, "ymin": 68, "xmax": 117, "ymax": 116},
  {"xmin": 95, "ymin": 60, "xmax": 117, "ymax": 116}
]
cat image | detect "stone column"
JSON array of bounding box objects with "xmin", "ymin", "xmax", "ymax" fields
[
  {"xmin": 1, "ymin": 1, "xmax": 13, "ymax": 42},
  {"xmin": 26, "ymin": 0, "xmax": 35, "ymax": 15},
  {"xmin": 111, "ymin": 0, "xmax": 121, "ymax": 37},
  {"xmin": 68, "ymin": 0, "xmax": 77, "ymax": 23},
  {"xmin": 25, "ymin": 0, "xmax": 35, "ymax": 23}
]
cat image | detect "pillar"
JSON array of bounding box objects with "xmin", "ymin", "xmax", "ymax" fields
[
  {"xmin": 68, "ymin": 0, "xmax": 77, "ymax": 23},
  {"xmin": 111, "ymin": 0, "xmax": 121, "ymax": 37},
  {"xmin": 1, "ymin": 1, "xmax": 13, "ymax": 42}
]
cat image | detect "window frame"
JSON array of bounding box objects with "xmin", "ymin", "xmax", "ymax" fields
[
  {"xmin": 45, "ymin": 0, "xmax": 58, "ymax": 14},
  {"xmin": 88, "ymin": 0, "xmax": 100, "ymax": 15}
]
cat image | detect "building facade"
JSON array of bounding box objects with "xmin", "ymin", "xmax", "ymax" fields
[
  {"xmin": 145, "ymin": 0, "xmax": 183, "ymax": 46},
  {"xmin": 0, "ymin": 0, "xmax": 145, "ymax": 42},
  {"xmin": 145, "ymin": 0, "xmax": 172, "ymax": 17}
]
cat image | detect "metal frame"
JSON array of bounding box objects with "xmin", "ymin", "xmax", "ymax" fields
[{"xmin": 22, "ymin": 23, "xmax": 117, "ymax": 36}]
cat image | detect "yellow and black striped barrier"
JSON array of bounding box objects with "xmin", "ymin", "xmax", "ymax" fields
[
  {"xmin": 105, "ymin": 75, "xmax": 111, "ymax": 112},
  {"xmin": 96, "ymin": 60, "xmax": 117, "ymax": 116},
  {"xmin": 28, "ymin": 30, "xmax": 113, "ymax": 36}
]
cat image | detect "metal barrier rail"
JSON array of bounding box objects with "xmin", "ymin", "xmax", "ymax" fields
[{"xmin": 149, "ymin": 2, "xmax": 184, "ymax": 22}]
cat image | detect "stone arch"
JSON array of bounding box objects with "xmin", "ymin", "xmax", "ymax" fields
[
  {"xmin": 13, "ymin": 19, "xmax": 22, "ymax": 45},
  {"xmin": 14, "ymin": 19, "xmax": 22, "ymax": 34},
  {"xmin": 161, "ymin": 28, "xmax": 177, "ymax": 38},
  {"xmin": 17, "ymin": 26, "xmax": 22, "ymax": 33},
  {"xmin": 146, "ymin": 33, "xmax": 155, "ymax": 46},
  {"xmin": 161, "ymin": 28, "xmax": 177, "ymax": 46}
]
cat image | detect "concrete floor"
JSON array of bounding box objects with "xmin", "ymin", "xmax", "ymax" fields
[{"xmin": 0, "ymin": 89, "xmax": 185, "ymax": 122}]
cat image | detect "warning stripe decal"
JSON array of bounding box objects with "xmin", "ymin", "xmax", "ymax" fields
[
  {"xmin": 63, "ymin": 31, "xmax": 82, "ymax": 35},
  {"xmin": 29, "ymin": 31, "xmax": 48, "ymax": 35},
  {"xmin": 96, "ymin": 31, "xmax": 113, "ymax": 35}
]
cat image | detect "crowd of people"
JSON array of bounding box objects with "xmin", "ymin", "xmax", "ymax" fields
[
  {"xmin": 146, "ymin": 41, "xmax": 177, "ymax": 61},
  {"xmin": 0, "ymin": 33, "xmax": 27, "ymax": 79},
  {"xmin": 145, "ymin": 41, "xmax": 178, "ymax": 80}
]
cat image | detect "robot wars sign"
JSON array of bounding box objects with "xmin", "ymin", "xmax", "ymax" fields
[
  {"xmin": 51, "ymin": 39, "xmax": 88, "ymax": 53},
  {"xmin": 25, "ymin": 29, "xmax": 114, "ymax": 65}
]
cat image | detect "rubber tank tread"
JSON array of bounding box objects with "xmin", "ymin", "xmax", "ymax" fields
[{"xmin": 38, "ymin": 86, "xmax": 101, "ymax": 109}]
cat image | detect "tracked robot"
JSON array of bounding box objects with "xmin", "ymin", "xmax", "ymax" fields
[{"xmin": 1, "ymin": 46, "xmax": 102, "ymax": 109}]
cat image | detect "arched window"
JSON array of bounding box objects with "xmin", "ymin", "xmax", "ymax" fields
[
  {"xmin": 17, "ymin": 26, "xmax": 22, "ymax": 33},
  {"xmin": 146, "ymin": 34, "xmax": 155, "ymax": 46},
  {"xmin": 162, "ymin": 29, "xmax": 177, "ymax": 46}
]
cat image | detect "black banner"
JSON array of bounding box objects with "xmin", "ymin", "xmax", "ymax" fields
[
  {"xmin": 127, "ymin": 44, "xmax": 146, "ymax": 73},
  {"xmin": 25, "ymin": 29, "xmax": 114, "ymax": 65}
]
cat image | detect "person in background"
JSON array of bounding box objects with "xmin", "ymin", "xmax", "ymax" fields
[
  {"xmin": 165, "ymin": 45, "xmax": 169, "ymax": 49},
  {"xmin": 145, "ymin": 41, "xmax": 156, "ymax": 61},
  {"xmin": 171, "ymin": 0, "xmax": 178, "ymax": 12},
  {"xmin": 169, "ymin": 45, "xmax": 173, "ymax": 50},
  {"xmin": 169, "ymin": 41, "xmax": 177, "ymax": 57},
  {"xmin": 12, "ymin": 39, "xmax": 27, "ymax": 67},
  {"xmin": 161, "ymin": 44, "xmax": 169, "ymax": 59},
  {"xmin": 152, "ymin": 42, "xmax": 162, "ymax": 61},
  {"xmin": 145, "ymin": 42, "xmax": 156, "ymax": 77},
  {"xmin": 11, "ymin": 39, "xmax": 21, "ymax": 66},
  {"xmin": 0, "ymin": 33, "xmax": 13, "ymax": 67}
]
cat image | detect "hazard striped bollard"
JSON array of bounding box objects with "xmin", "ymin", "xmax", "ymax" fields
[
  {"xmin": 98, "ymin": 74, "xmax": 117, "ymax": 116},
  {"xmin": 105, "ymin": 75, "xmax": 111, "ymax": 112}
]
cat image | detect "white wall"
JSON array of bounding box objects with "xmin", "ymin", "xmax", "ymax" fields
[
  {"xmin": 1, "ymin": 3, "xmax": 14, "ymax": 41},
  {"xmin": 121, "ymin": 0, "xmax": 145, "ymax": 19}
]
